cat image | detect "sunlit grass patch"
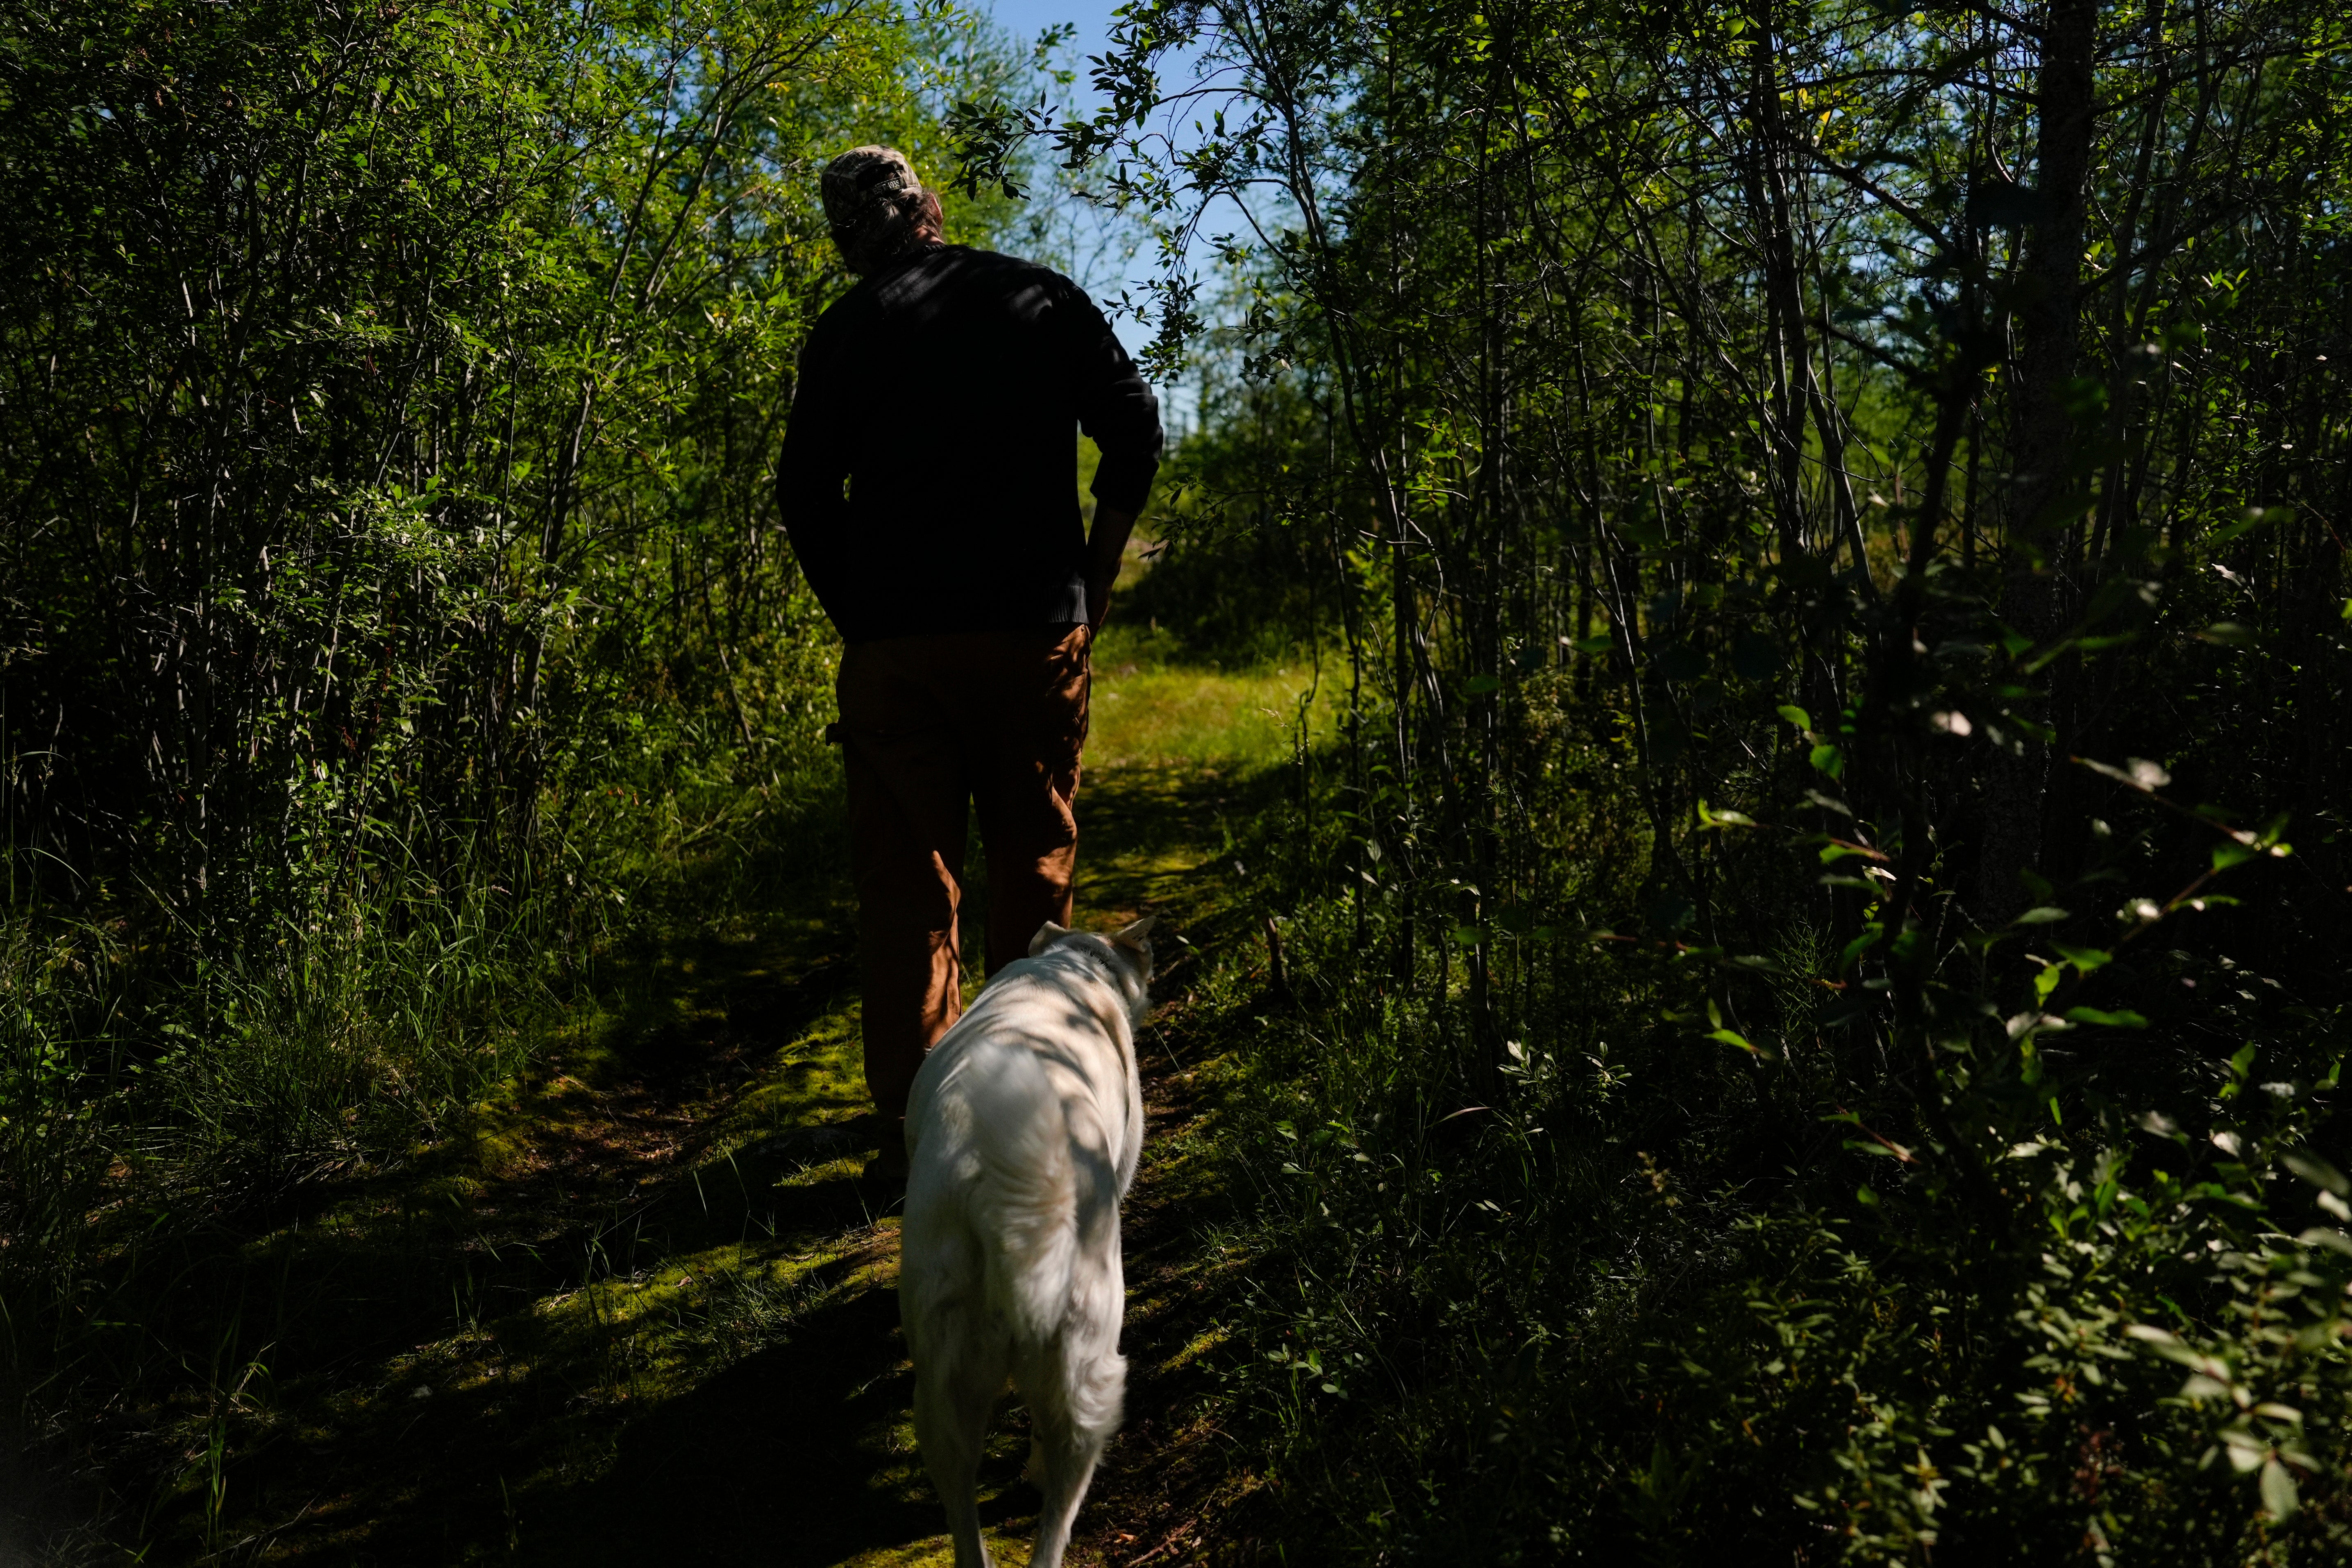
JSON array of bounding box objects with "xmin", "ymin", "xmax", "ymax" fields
[
  {"xmin": 1157, "ymin": 1326, "xmax": 1234, "ymax": 1377},
  {"xmin": 733, "ymin": 1001, "xmax": 868, "ymax": 1133},
  {"xmin": 844, "ymin": 1527, "xmax": 1037, "ymax": 1568},
  {"xmin": 1088, "ymin": 626, "xmax": 1335, "ymax": 770}
]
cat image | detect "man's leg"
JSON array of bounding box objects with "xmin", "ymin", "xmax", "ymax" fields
[
  {"xmin": 968, "ymin": 625, "xmax": 1091, "ymax": 976},
  {"xmin": 838, "ymin": 642, "xmax": 972, "ymax": 1122}
]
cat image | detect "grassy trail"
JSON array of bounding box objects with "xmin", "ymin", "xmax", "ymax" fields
[{"xmin": 166, "ymin": 651, "xmax": 1312, "ymax": 1566}]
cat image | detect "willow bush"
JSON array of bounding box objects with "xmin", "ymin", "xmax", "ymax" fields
[
  {"xmin": 0, "ymin": 0, "xmax": 1058, "ymax": 1522},
  {"xmin": 967, "ymin": 0, "xmax": 2352, "ymax": 1556}
]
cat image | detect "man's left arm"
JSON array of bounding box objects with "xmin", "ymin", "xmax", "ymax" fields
[
  {"xmin": 1084, "ymin": 505, "xmax": 1138, "ymax": 630},
  {"xmin": 1062, "ymin": 283, "xmax": 1164, "ymax": 629}
]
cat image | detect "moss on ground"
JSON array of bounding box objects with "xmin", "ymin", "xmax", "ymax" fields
[{"xmin": 114, "ymin": 644, "xmax": 1296, "ymax": 1566}]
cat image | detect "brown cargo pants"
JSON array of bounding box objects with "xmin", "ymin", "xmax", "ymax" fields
[{"xmin": 835, "ymin": 623, "xmax": 1091, "ymax": 1121}]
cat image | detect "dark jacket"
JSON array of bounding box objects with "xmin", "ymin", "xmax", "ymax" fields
[{"xmin": 776, "ymin": 244, "xmax": 1163, "ymax": 643}]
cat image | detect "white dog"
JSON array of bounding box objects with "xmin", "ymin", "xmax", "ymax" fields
[{"xmin": 899, "ymin": 915, "xmax": 1156, "ymax": 1568}]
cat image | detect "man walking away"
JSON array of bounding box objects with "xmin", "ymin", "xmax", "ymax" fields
[{"xmin": 775, "ymin": 146, "xmax": 1162, "ymax": 1169}]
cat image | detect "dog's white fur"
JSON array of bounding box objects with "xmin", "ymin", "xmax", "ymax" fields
[{"xmin": 900, "ymin": 915, "xmax": 1156, "ymax": 1568}]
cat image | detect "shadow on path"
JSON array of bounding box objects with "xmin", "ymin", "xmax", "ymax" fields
[
  {"xmin": 521, "ymin": 1280, "xmax": 1037, "ymax": 1566},
  {"xmin": 105, "ymin": 694, "xmax": 1260, "ymax": 1567}
]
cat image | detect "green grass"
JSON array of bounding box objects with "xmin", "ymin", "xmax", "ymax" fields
[
  {"xmin": 9, "ymin": 647, "xmax": 1314, "ymax": 1566},
  {"xmin": 1088, "ymin": 624, "xmax": 1334, "ymax": 770}
]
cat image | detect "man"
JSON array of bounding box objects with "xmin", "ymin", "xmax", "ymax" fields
[{"xmin": 775, "ymin": 145, "xmax": 1162, "ymax": 1157}]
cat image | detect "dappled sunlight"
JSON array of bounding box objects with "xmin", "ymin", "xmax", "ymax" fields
[
  {"xmin": 99, "ymin": 660, "xmax": 1295, "ymax": 1564},
  {"xmin": 1088, "ymin": 633, "xmax": 1335, "ymax": 772},
  {"xmin": 14, "ymin": 0, "xmax": 2345, "ymax": 1554}
]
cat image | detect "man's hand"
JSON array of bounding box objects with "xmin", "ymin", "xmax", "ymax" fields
[{"xmin": 1085, "ymin": 505, "xmax": 1139, "ymax": 631}]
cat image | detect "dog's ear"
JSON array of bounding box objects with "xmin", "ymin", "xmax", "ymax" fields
[
  {"xmin": 1028, "ymin": 920, "xmax": 1072, "ymax": 957},
  {"xmin": 1111, "ymin": 914, "xmax": 1158, "ymax": 952}
]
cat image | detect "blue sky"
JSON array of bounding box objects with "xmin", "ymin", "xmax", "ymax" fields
[
  {"xmin": 962, "ymin": 0, "xmax": 1245, "ymax": 436},
  {"xmin": 972, "ymin": 0, "xmax": 1184, "ymax": 402},
  {"xmin": 980, "ymin": 0, "xmax": 1118, "ymax": 99},
  {"xmin": 975, "ymin": 0, "xmax": 1135, "ymax": 295}
]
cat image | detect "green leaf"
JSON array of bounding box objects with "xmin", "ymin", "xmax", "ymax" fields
[
  {"xmin": 2284, "ymin": 1152, "xmax": 2349, "ymax": 1197},
  {"xmin": 1808, "ymin": 743, "xmax": 1845, "ymax": 780},
  {"xmin": 2209, "ymin": 506, "xmax": 2283, "ymax": 550},
  {"xmin": 2013, "ymin": 906, "xmax": 2070, "ymax": 925},
  {"xmin": 1570, "ymin": 634, "xmax": 1614, "ymax": 655},
  {"xmin": 2302, "ymin": 1227, "xmax": 2352, "ymax": 1257},
  {"xmin": 2261, "ymin": 1457, "xmax": 2299, "ymax": 1520},
  {"xmin": 1464, "ymin": 673, "xmax": 1503, "ymax": 694},
  {"xmin": 2062, "ymin": 1007, "xmax": 2149, "ymax": 1028},
  {"xmin": 2212, "ymin": 840, "xmax": 2258, "ymax": 871},
  {"xmin": 1697, "ymin": 800, "xmax": 1759, "ymax": 829},
  {"xmin": 1837, "ymin": 928, "xmax": 1882, "ymax": 971},
  {"xmin": 1776, "ymin": 704, "xmax": 1812, "ymax": 731},
  {"xmin": 2000, "ymin": 709, "xmax": 2059, "ymax": 744},
  {"xmin": 2052, "ymin": 944, "xmax": 2112, "ymax": 971}
]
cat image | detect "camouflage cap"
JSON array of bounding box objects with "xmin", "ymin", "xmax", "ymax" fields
[{"xmin": 821, "ymin": 145, "xmax": 930, "ymax": 274}]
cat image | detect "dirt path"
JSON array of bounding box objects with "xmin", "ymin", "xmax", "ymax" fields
[{"xmin": 160, "ymin": 660, "xmax": 1301, "ymax": 1566}]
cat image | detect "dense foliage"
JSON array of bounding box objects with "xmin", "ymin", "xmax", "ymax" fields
[
  {"xmin": 1007, "ymin": 0, "xmax": 2352, "ymax": 1557},
  {"xmin": 7, "ymin": 0, "xmax": 2351, "ymax": 1558},
  {"xmin": 0, "ymin": 0, "xmax": 1053, "ymax": 1545}
]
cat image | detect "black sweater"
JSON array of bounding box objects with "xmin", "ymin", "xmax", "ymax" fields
[{"xmin": 776, "ymin": 245, "xmax": 1163, "ymax": 643}]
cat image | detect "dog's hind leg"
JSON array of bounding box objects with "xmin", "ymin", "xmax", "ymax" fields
[
  {"xmin": 914, "ymin": 1323, "xmax": 1011, "ymax": 1568},
  {"xmin": 1019, "ymin": 1331, "xmax": 1126, "ymax": 1568}
]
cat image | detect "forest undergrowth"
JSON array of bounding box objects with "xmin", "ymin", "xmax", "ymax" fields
[
  {"xmin": 937, "ymin": 0, "xmax": 2352, "ymax": 1556},
  {"xmin": 11, "ymin": 0, "xmax": 2352, "ymax": 1562},
  {"xmin": 1080, "ymin": 537, "xmax": 2352, "ymax": 1568},
  {"xmin": 1, "ymin": 616, "xmax": 1314, "ymax": 1565}
]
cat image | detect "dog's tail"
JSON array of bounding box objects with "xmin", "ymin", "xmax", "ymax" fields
[
  {"xmin": 961, "ymin": 1043, "xmax": 1122, "ymax": 1352},
  {"xmin": 968, "ymin": 1046, "xmax": 1130, "ymax": 1469}
]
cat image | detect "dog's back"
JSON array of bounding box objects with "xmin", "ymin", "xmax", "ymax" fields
[{"xmin": 901, "ymin": 919, "xmax": 1152, "ymax": 1568}]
